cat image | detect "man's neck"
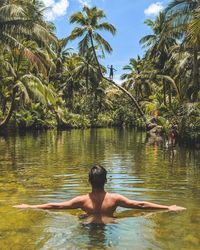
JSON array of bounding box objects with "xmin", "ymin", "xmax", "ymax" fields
[{"xmin": 91, "ymin": 187, "xmax": 105, "ymax": 194}]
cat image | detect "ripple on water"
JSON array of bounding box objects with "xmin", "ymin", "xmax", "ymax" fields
[{"xmin": 0, "ymin": 129, "xmax": 200, "ymax": 250}]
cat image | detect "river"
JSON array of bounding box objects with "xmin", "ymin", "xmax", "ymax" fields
[{"xmin": 0, "ymin": 128, "xmax": 200, "ymax": 249}]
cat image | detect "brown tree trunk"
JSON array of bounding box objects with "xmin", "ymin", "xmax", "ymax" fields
[
  {"xmin": 163, "ymin": 78, "xmax": 166, "ymax": 106},
  {"xmin": 193, "ymin": 47, "xmax": 199, "ymax": 88},
  {"xmin": 0, "ymin": 88, "xmax": 17, "ymax": 129},
  {"xmin": 169, "ymin": 84, "xmax": 172, "ymax": 109}
]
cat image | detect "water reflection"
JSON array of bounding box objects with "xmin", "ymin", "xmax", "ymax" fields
[{"xmin": 0, "ymin": 128, "xmax": 200, "ymax": 249}]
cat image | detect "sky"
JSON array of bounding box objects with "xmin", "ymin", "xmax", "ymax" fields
[{"xmin": 42, "ymin": 0, "xmax": 170, "ymax": 83}]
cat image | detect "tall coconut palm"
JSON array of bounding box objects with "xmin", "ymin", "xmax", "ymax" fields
[
  {"xmin": 121, "ymin": 56, "xmax": 151, "ymax": 100},
  {"xmin": 165, "ymin": 0, "xmax": 200, "ymax": 89},
  {"xmin": 121, "ymin": 57, "xmax": 141, "ymax": 91},
  {"xmin": 69, "ymin": 6, "xmax": 116, "ymax": 55},
  {"xmin": 69, "ymin": 6, "xmax": 147, "ymax": 123},
  {"xmin": 140, "ymin": 12, "xmax": 177, "ymax": 105},
  {"xmin": 53, "ymin": 38, "xmax": 72, "ymax": 74}
]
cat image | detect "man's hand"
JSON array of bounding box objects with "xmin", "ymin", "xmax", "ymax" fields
[
  {"xmin": 13, "ymin": 204, "xmax": 32, "ymax": 209},
  {"xmin": 168, "ymin": 205, "xmax": 186, "ymax": 211}
]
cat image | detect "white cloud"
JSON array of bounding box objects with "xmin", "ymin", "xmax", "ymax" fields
[
  {"xmin": 42, "ymin": 0, "xmax": 69, "ymax": 21},
  {"xmin": 112, "ymin": 74, "xmax": 123, "ymax": 85},
  {"xmin": 144, "ymin": 2, "xmax": 164, "ymax": 16},
  {"xmin": 78, "ymin": 0, "xmax": 91, "ymax": 7},
  {"xmin": 43, "ymin": 0, "xmax": 54, "ymax": 6}
]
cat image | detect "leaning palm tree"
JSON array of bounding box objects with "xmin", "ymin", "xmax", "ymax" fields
[{"xmin": 69, "ymin": 6, "xmax": 147, "ymax": 123}]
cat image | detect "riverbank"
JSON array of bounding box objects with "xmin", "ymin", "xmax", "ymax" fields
[{"xmin": 1, "ymin": 117, "xmax": 200, "ymax": 148}]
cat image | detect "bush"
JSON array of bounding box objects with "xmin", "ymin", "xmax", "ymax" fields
[
  {"xmin": 63, "ymin": 112, "xmax": 91, "ymax": 128},
  {"xmin": 95, "ymin": 113, "xmax": 114, "ymax": 127},
  {"xmin": 14, "ymin": 104, "xmax": 56, "ymax": 129}
]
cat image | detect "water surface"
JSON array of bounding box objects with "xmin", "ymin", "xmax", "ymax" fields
[{"xmin": 0, "ymin": 129, "xmax": 200, "ymax": 249}]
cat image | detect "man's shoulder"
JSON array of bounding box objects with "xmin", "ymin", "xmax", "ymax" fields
[
  {"xmin": 106, "ymin": 192, "xmax": 123, "ymax": 200},
  {"xmin": 71, "ymin": 194, "xmax": 88, "ymax": 202}
]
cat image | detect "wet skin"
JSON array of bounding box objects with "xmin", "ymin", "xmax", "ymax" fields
[{"xmin": 14, "ymin": 188, "xmax": 186, "ymax": 217}]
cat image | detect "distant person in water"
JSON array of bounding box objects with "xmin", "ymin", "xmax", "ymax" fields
[
  {"xmin": 107, "ymin": 65, "xmax": 116, "ymax": 79},
  {"xmin": 147, "ymin": 111, "xmax": 162, "ymax": 135},
  {"xmin": 14, "ymin": 165, "xmax": 185, "ymax": 215}
]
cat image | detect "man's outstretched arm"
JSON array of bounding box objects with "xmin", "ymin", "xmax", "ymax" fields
[
  {"xmin": 115, "ymin": 194, "xmax": 185, "ymax": 211},
  {"xmin": 13, "ymin": 196, "xmax": 84, "ymax": 210}
]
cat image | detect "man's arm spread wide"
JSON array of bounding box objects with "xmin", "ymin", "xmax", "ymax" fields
[
  {"xmin": 14, "ymin": 196, "xmax": 84, "ymax": 209},
  {"xmin": 116, "ymin": 194, "xmax": 185, "ymax": 211}
]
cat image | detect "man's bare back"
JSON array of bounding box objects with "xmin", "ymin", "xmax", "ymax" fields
[{"xmin": 77, "ymin": 192, "xmax": 118, "ymax": 216}]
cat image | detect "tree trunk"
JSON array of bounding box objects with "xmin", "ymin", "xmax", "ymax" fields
[
  {"xmin": 163, "ymin": 78, "xmax": 166, "ymax": 106},
  {"xmin": 169, "ymin": 84, "xmax": 172, "ymax": 109},
  {"xmin": 193, "ymin": 47, "xmax": 199, "ymax": 89},
  {"xmin": 86, "ymin": 63, "xmax": 89, "ymax": 94},
  {"xmin": 0, "ymin": 88, "xmax": 17, "ymax": 129},
  {"xmin": 89, "ymin": 33, "xmax": 147, "ymax": 124}
]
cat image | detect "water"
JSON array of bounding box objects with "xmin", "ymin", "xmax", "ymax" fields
[{"xmin": 0, "ymin": 129, "xmax": 200, "ymax": 250}]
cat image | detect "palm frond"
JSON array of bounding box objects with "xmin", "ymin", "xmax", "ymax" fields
[
  {"xmin": 0, "ymin": 4, "xmax": 26, "ymax": 20},
  {"xmin": 69, "ymin": 27, "xmax": 86, "ymax": 41},
  {"xmin": 94, "ymin": 33, "xmax": 112, "ymax": 53},
  {"xmin": 78, "ymin": 34, "xmax": 90, "ymax": 55},
  {"xmin": 15, "ymin": 80, "xmax": 30, "ymax": 103},
  {"xmin": 96, "ymin": 22, "xmax": 116, "ymax": 35},
  {"xmin": 139, "ymin": 35, "xmax": 157, "ymax": 47},
  {"xmin": 165, "ymin": 0, "xmax": 198, "ymax": 15},
  {"xmin": 69, "ymin": 12, "xmax": 86, "ymax": 25}
]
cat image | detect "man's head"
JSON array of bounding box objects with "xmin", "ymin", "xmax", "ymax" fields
[{"xmin": 88, "ymin": 165, "xmax": 107, "ymax": 189}]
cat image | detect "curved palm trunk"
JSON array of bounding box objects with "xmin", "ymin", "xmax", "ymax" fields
[
  {"xmin": 89, "ymin": 33, "xmax": 147, "ymax": 124},
  {"xmin": 0, "ymin": 88, "xmax": 17, "ymax": 129},
  {"xmin": 158, "ymin": 75, "xmax": 181, "ymax": 101}
]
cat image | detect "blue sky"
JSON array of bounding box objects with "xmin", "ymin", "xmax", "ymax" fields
[{"xmin": 43, "ymin": 0, "xmax": 170, "ymax": 82}]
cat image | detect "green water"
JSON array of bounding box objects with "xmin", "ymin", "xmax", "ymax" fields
[{"xmin": 0, "ymin": 129, "xmax": 200, "ymax": 250}]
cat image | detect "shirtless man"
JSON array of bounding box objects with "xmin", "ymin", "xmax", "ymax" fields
[
  {"xmin": 107, "ymin": 65, "xmax": 116, "ymax": 80},
  {"xmin": 14, "ymin": 165, "xmax": 185, "ymax": 214}
]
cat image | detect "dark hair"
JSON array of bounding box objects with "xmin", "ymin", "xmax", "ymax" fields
[{"xmin": 88, "ymin": 165, "xmax": 107, "ymax": 189}]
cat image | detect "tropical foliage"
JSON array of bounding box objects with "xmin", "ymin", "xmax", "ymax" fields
[{"xmin": 0, "ymin": 0, "xmax": 199, "ymax": 143}]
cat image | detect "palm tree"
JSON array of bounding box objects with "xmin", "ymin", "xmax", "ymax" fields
[
  {"xmin": 58, "ymin": 54, "xmax": 83, "ymax": 111},
  {"xmin": 0, "ymin": 0, "xmax": 57, "ymax": 71},
  {"xmin": 0, "ymin": 0, "xmax": 58, "ymax": 129},
  {"xmin": 121, "ymin": 57, "xmax": 141, "ymax": 90},
  {"xmin": 121, "ymin": 56, "xmax": 151, "ymax": 100},
  {"xmin": 140, "ymin": 12, "xmax": 177, "ymax": 106},
  {"xmin": 165, "ymin": 0, "xmax": 200, "ymax": 90},
  {"xmin": 69, "ymin": 6, "xmax": 147, "ymax": 123},
  {"xmin": 0, "ymin": 44, "xmax": 58, "ymax": 129},
  {"xmin": 53, "ymin": 38, "xmax": 72, "ymax": 74},
  {"xmin": 69, "ymin": 6, "xmax": 116, "ymax": 55}
]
